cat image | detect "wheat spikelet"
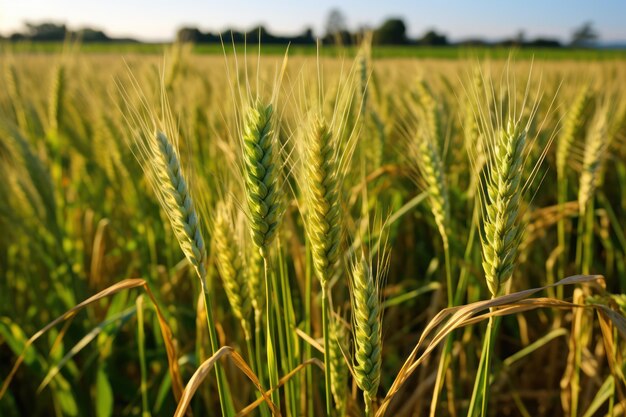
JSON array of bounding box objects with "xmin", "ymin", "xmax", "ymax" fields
[
  {"xmin": 304, "ymin": 116, "xmax": 342, "ymax": 288},
  {"xmin": 120, "ymin": 77, "xmax": 239, "ymax": 414},
  {"xmin": 481, "ymin": 119, "xmax": 527, "ymax": 297},
  {"xmin": 463, "ymin": 98, "xmax": 486, "ymax": 197},
  {"xmin": 48, "ymin": 64, "xmax": 65, "ymax": 138},
  {"xmin": 351, "ymin": 255, "xmax": 382, "ymax": 415},
  {"xmin": 214, "ymin": 202, "xmax": 252, "ymax": 339},
  {"xmin": 246, "ymin": 241, "xmax": 265, "ymax": 316},
  {"xmin": 165, "ymin": 43, "xmax": 184, "ymax": 91},
  {"xmin": 5, "ymin": 63, "xmax": 20, "ymax": 105},
  {"xmin": 242, "ymin": 101, "xmax": 283, "ymax": 257},
  {"xmin": 578, "ymin": 110, "xmax": 609, "ymax": 216},
  {"xmin": 1, "ymin": 125, "xmax": 60, "ymax": 235},
  {"xmin": 411, "ymin": 80, "xmax": 449, "ymax": 243},
  {"xmin": 370, "ymin": 111, "xmax": 386, "ymax": 168},
  {"xmin": 5, "ymin": 63, "xmax": 29, "ymax": 133},
  {"xmin": 329, "ymin": 317, "xmax": 349, "ymax": 414},
  {"xmin": 131, "ymin": 127, "xmax": 207, "ymax": 280},
  {"xmin": 358, "ymin": 37, "xmax": 371, "ymax": 115},
  {"xmin": 413, "ymin": 124, "xmax": 450, "ymax": 247},
  {"xmin": 415, "ymin": 80, "xmax": 441, "ymax": 143},
  {"xmin": 557, "ymin": 86, "xmax": 591, "ymax": 179},
  {"xmin": 464, "ymin": 99, "xmax": 480, "ymax": 153},
  {"xmin": 156, "ymin": 131, "xmax": 206, "ymax": 277},
  {"xmin": 463, "ymin": 70, "xmax": 484, "ymax": 167}
]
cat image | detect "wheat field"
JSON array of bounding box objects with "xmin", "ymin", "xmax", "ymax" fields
[{"xmin": 1, "ymin": 44, "xmax": 626, "ymax": 417}]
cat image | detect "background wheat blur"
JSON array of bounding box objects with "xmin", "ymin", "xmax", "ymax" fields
[{"xmin": 1, "ymin": 43, "xmax": 626, "ymax": 417}]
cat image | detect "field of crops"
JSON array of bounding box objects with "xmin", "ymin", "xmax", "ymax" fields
[
  {"xmin": 1, "ymin": 43, "xmax": 626, "ymax": 417},
  {"xmin": 6, "ymin": 42, "xmax": 626, "ymax": 60}
]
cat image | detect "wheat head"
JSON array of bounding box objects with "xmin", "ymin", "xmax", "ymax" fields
[
  {"xmin": 415, "ymin": 80, "xmax": 441, "ymax": 144},
  {"xmin": 481, "ymin": 119, "xmax": 527, "ymax": 297},
  {"xmin": 246, "ymin": 241, "xmax": 265, "ymax": 317},
  {"xmin": 128, "ymin": 120, "xmax": 207, "ymax": 281},
  {"xmin": 48, "ymin": 64, "xmax": 65, "ymax": 138},
  {"xmin": 414, "ymin": 124, "xmax": 450, "ymax": 247},
  {"xmin": 352, "ymin": 255, "xmax": 382, "ymax": 414},
  {"xmin": 557, "ymin": 86, "xmax": 591, "ymax": 179},
  {"xmin": 578, "ymin": 110, "xmax": 609, "ymax": 216},
  {"xmin": 242, "ymin": 101, "xmax": 284, "ymax": 258},
  {"xmin": 329, "ymin": 316, "xmax": 349, "ymax": 413},
  {"xmin": 304, "ymin": 116, "xmax": 342, "ymax": 288},
  {"xmin": 214, "ymin": 202, "xmax": 252, "ymax": 339}
]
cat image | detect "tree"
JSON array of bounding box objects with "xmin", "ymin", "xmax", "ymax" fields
[
  {"xmin": 76, "ymin": 28, "xmax": 110, "ymax": 42},
  {"xmin": 25, "ymin": 22, "xmax": 67, "ymax": 41},
  {"xmin": 373, "ymin": 18, "xmax": 407, "ymax": 45},
  {"xmin": 419, "ymin": 30, "xmax": 448, "ymax": 46},
  {"xmin": 177, "ymin": 27, "xmax": 204, "ymax": 43},
  {"xmin": 292, "ymin": 28, "xmax": 315, "ymax": 45},
  {"xmin": 325, "ymin": 9, "xmax": 347, "ymax": 38},
  {"xmin": 571, "ymin": 21, "xmax": 598, "ymax": 47}
]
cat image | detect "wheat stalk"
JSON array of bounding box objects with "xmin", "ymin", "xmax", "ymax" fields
[
  {"xmin": 469, "ymin": 118, "xmax": 527, "ymax": 417},
  {"xmin": 410, "ymin": 101, "xmax": 454, "ymax": 417},
  {"xmin": 122, "ymin": 79, "xmax": 235, "ymax": 416},
  {"xmin": 576, "ymin": 106, "xmax": 611, "ymax": 275},
  {"xmin": 556, "ymin": 85, "xmax": 591, "ymax": 283},
  {"xmin": 302, "ymin": 114, "xmax": 343, "ymax": 414},
  {"xmin": 409, "ymin": 79, "xmax": 450, "ymax": 254},
  {"xmin": 241, "ymin": 99, "xmax": 284, "ymax": 411}
]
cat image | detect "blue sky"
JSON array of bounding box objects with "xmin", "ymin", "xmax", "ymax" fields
[{"xmin": 2, "ymin": 0, "xmax": 626, "ymax": 42}]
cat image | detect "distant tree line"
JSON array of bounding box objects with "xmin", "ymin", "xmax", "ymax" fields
[
  {"xmin": 3, "ymin": 15, "xmax": 601, "ymax": 48},
  {"xmin": 176, "ymin": 17, "xmax": 562, "ymax": 48},
  {"xmin": 4, "ymin": 22, "xmax": 137, "ymax": 43},
  {"xmin": 176, "ymin": 26, "xmax": 317, "ymax": 45},
  {"xmin": 176, "ymin": 11, "xmax": 599, "ymax": 48},
  {"xmin": 176, "ymin": 15, "xmax": 453, "ymax": 46}
]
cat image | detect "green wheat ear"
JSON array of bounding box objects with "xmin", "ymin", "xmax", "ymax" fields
[
  {"xmin": 246, "ymin": 241, "xmax": 265, "ymax": 317},
  {"xmin": 556, "ymin": 85, "xmax": 591, "ymax": 179},
  {"xmin": 481, "ymin": 119, "xmax": 527, "ymax": 297},
  {"xmin": 415, "ymin": 79, "xmax": 441, "ymax": 145},
  {"xmin": 150, "ymin": 130, "xmax": 207, "ymax": 279},
  {"xmin": 305, "ymin": 116, "xmax": 342, "ymax": 288},
  {"xmin": 329, "ymin": 316, "xmax": 349, "ymax": 413},
  {"xmin": 352, "ymin": 255, "xmax": 382, "ymax": 416},
  {"xmin": 214, "ymin": 201, "xmax": 252, "ymax": 340},
  {"xmin": 414, "ymin": 124, "xmax": 450, "ymax": 248},
  {"xmin": 242, "ymin": 101, "xmax": 284, "ymax": 257},
  {"xmin": 578, "ymin": 110, "xmax": 610, "ymax": 216},
  {"xmin": 48, "ymin": 64, "xmax": 65, "ymax": 139}
]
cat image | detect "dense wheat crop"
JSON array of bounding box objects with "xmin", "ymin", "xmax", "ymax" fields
[{"xmin": 1, "ymin": 44, "xmax": 626, "ymax": 417}]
